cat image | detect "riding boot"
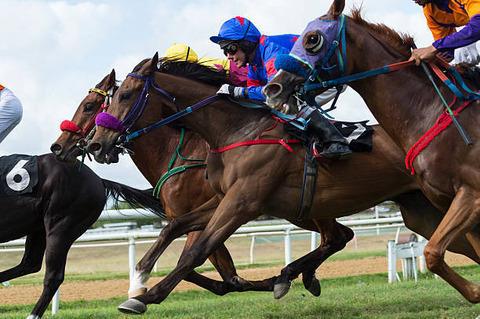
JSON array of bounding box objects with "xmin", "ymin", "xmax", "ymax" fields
[{"xmin": 306, "ymin": 109, "xmax": 352, "ymax": 160}]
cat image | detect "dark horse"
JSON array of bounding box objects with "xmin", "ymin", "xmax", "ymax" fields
[
  {"xmin": 264, "ymin": 0, "xmax": 480, "ymax": 303},
  {"xmin": 84, "ymin": 55, "xmax": 480, "ymax": 313},
  {"xmin": 0, "ymin": 153, "xmax": 164, "ymax": 319},
  {"xmin": 50, "ymin": 69, "xmax": 278, "ymax": 298}
]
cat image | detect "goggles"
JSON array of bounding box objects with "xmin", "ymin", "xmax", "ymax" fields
[{"xmin": 222, "ymin": 42, "xmax": 239, "ymax": 56}]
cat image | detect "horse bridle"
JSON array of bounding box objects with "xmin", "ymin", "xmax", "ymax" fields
[
  {"xmin": 95, "ymin": 72, "xmax": 221, "ymax": 150},
  {"xmin": 60, "ymin": 86, "xmax": 116, "ymax": 149}
]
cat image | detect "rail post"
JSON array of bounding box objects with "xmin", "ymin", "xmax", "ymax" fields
[
  {"xmin": 128, "ymin": 235, "xmax": 136, "ymax": 281},
  {"xmin": 250, "ymin": 236, "xmax": 255, "ymax": 264},
  {"xmin": 284, "ymin": 227, "xmax": 292, "ymax": 265},
  {"xmin": 52, "ymin": 287, "xmax": 60, "ymax": 315}
]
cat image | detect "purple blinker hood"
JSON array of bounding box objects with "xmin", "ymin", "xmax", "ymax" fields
[{"xmin": 289, "ymin": 15, "xmax": 344, "ymax": 72}]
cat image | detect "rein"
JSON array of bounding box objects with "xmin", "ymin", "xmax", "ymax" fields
[{"xmin": 95, "ymin": 72, "xmax": 222, "ymax": 143}]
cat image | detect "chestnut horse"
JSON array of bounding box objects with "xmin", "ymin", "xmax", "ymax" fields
[
  {"xmin": 0, "ymin": 153, "xmax": 164, "ymax": 319},
  {"xmin": 264, "ymin": 0, "xmax": 480, "ymax": 303},
  {"xmin": 84, "ymin": 55, "xmax": 480, "ymax": 313},
  {"xmin": 50, "ymin": 70, "xmax": 275, "ymax": 297}
]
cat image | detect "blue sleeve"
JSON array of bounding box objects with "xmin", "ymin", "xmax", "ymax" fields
[{"xmin": 433, "ymin": 14, "xmax": 480, "ymax": 51}]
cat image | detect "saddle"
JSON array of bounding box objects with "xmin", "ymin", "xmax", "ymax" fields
[{"xmin": 284, "ymin": 120, "xmax": 374, "ymax": 162}]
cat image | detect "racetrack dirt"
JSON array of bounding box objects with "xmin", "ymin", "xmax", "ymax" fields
[{"xmin": 0, "ymin": 253, "xmax": 474, "ymax": 306}]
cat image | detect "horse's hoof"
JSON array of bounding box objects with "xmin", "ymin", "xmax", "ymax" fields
[
  {"xmin": 306, "ymin": 278, "xmax": 321, "ymax": 297},
  {"xmin": 232, "ymin": 275, "xmax": 254, "ymax": 290},
  {"xmin": 128, "ymin": 287, "xmax": 147, "ymax": 298},
  {"xmin": 117, "ymin": 298, "xmax": 147, "ymax": 314},
  {"xmin": 274, "ymin": 281, "xmax": 292, "ymax": 299}
]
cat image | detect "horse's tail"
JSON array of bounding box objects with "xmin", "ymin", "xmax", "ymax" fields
[{"xmin": 101, "ymin": 179, "xmax": 167, "ymax": 219}]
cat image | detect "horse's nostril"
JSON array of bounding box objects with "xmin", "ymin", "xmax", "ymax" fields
[
  {"xmin": 263, "ymin": 83, "xmax": 282, "ymax": 98},
  {"xmin": 50, "ymin": 143, "xmax": 62, "ymax": 155},
  {"xmin": 87, "ymin": 142, "xmax": 101, "ymax": 154}
]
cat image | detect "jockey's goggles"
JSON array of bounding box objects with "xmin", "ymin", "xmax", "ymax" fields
[{"xmin": 221, "ymin": 42, "xmax": 239, "ymax": 56}]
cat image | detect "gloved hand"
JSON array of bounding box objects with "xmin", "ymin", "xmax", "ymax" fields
[
  {"xmin": 453, "ymin": 42, "xmax": 480, "ymax": 64},
  {"xmin": 217, "ymin": 84, "xmax": 244, "ymax": 98}
]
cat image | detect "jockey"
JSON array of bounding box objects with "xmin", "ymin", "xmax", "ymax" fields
[
  {"xmin": 410, "ymin": 0, "xmax": 480, "ymax": 65},
  {"xmin": 162, "ymin": 43, "xmax": 248, "ymax": 87},
  {"xmin": 210, "ymin": 16, "xmax": 351, "ymax": 160},
  {"xmin": 0, "ymin": 85, "xmax": 23, "ymax": 144}
]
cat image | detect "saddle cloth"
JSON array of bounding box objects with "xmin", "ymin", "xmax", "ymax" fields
[{"xmin": 0, "ymin": 154, "xmax": 38, "ymax": 197}]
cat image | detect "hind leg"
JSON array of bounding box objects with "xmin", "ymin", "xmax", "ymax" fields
[
  {"xmin": 273, "ymin": 219, "xmax": 354, "ymax": 299},
  {"xmin": 0, "ymin": 230, "xmax": 46, "ymax": 282}
]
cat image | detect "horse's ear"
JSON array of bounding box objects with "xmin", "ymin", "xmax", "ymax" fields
[
  {"xmin": 151, "ymin": 52, "xmax": 159, "ymax": 71},
  {"xmin": 108, "ymin": 69, "xmax": 116, "ymax": 85},
  {"xmin": 328, "ymin": 0, "xmax": 345, "ymax": 19}
]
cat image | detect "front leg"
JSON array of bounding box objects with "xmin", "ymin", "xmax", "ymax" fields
[
  {"xmin": 119, "ymin": 185, "xmax": 262, "ymax": 314},
  {"xmin": 129, "ymin": 195, "xmax": 220, "ymax": 297}
]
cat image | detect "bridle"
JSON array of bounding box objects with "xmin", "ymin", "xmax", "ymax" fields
[
  {"xmin": 94, "ymin": 72, "xmax": 221, "ymax": 150},
  {"xmin": 60, "ymin": 86, "xmax": 115, "ymax": 149}
]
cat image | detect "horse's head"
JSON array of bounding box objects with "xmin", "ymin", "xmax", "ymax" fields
[
  {"xmin": 50, "ymin": 69, "xmax": 117, "ymax": 163},
  {"xmin": 87, "ymin": 53, "xmax": 164, "ymax": 164},
  {"xmin": 264, "ymin": 0, "xmax": 346, "ymax": 112}
]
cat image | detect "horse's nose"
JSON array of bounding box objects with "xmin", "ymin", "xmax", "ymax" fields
[
  {"xmin": 262, "ymin": 82, "xmax": 283, "ymax": 99},
  {"xmin": 87, "ymin": 142, "xmax": 102, "ymax": 156},
  {"xmin": 50, "ymin": 143, "xmax": 63, "ymax": 156}
]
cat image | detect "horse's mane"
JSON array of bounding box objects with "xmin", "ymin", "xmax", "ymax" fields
[
  {"xmin": 157, "ymin": 58, "xmax": 231, "ymax": 87},
  {"xmin": 350, "ymin": 8, "xmax": 415, "ymax": 58}
]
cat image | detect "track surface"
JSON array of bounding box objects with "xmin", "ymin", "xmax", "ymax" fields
[{"xmin": 0, "ymin": 254, "xmax": 474, "ymax": 306}]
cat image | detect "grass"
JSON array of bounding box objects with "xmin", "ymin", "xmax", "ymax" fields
[{"xmin": 2, "ymin": 266, "xmax": 479, "ymax": 319}]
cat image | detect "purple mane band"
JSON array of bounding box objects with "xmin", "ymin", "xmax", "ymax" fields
[{"xmin": 95, "ymin": 112, "xmax": 125, "ymax": 132}]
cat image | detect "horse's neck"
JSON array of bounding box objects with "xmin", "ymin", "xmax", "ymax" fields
[
  {"xmin": 182, "ymin": 100, "xmax": 278, "ymax": 149},
  {"xmin": 129, "ymin": 126, "xmax": 206, "ymax": 186},
  {"xmin": 156, "ymin": 76, "xmax": 277, "ymax": 148},
  {"xmin": 347, "ymin": 27, "xmax": 446, "ymax": 151}
]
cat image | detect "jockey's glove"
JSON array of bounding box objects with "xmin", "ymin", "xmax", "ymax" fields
[{"xmin": 217, "ymin": 84, "xmax": 243, "ymax": 98}]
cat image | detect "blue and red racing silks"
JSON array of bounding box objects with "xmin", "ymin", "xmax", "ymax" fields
[
  {"xmin": 423, "ymin": 0, "xmax": 480, "ymax": 56},
  {"xmin": 244, "ymin": 34, "xmax": 298, "ymax": 101}
]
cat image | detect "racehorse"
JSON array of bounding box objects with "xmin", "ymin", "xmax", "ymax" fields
[
  {"xmin": 50, "ymin": 69, "xmax": 281, "ymax": 297},
  {"xmin": 0, "ymin": 153, "xmax": 164, "ymax": 319},
  {"xmin": 263, "ymin": 0, "xmax": 480, "ymax": 303},
  {"xmin": 84, "ymin": 55, "xmax": 480, "ymax": 313}
]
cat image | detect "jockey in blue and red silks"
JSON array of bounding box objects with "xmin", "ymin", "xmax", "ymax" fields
[
  {"xmin": 210, "ymin": 16, "xmax": 299, "ymax": 101},
  {"xmin": 210, "ymin": 16, "xmax": 352, "ymax": 159},
  {"xmin": 410, "ymin": 0, "xmax": 480, "ymax": 65}
]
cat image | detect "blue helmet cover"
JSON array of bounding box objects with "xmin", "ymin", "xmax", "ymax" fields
[{"xmin": 210, "ymin": 16, "xmax": 261, "ymax": 44}]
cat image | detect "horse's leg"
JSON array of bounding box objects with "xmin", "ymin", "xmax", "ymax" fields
[
  {"xmin": 183, "ymin": 230, "xmax": 254, "ymax": 290},
  {"xmin": 129, "ymin": 196, "xmax": 220, "ymax": 297},
  {"xmin": 28, "ymin": 229, "xmax": 75, "ymax": 319},
  {"xmin": 129, "ymin": 195, "xmax": 273, "ymax": 299},
  {"xmin": 424, "ymin": 188, "xmax": 480, "ymax": 303},
  {"xmin": 118, "ymin": 187, "xmax": 260, "ymax": 314},
  {"xmin": 394, "ymin": 191, "xmax": 480, "ymax": 262},
  {"xmin": 465, "ymin": 224, "xmax": 480, "ymax": 259},
  {"xmin": 273, "ymin": 219, "xmax": 354, "ymax": 299},
  {"xmin": 0, "ymin": 230, "xmax": 46, "ymax": 282}
]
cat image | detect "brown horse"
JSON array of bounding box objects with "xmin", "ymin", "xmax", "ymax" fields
[
  {"xmin": 84, "ymin": 55, "xmax": 480, "ymax": 313},
  {"xmin": 51, "ymin": 69, "xmax": 278, "ymax": 297},
  {"xmin": 0, "ymin": 153, "xmax": 164, "ymax": 319},
  {"xmin": 264, "ymin": 0, "xmax": 480, "ymax": 303}
]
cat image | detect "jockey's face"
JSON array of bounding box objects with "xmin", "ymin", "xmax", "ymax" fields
[{"xmin": 227, "ymin": 47, "xmax": 248, "ymax": 68}]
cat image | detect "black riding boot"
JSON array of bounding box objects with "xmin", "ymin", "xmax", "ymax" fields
[{"xmin": 306, "ymin": 110, "xmax": 352, "ymax": 160}]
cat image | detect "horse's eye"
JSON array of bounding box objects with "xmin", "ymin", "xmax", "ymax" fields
[
  {"xmin": 120, "ymin": 93, "xmax": 131, "ymax": 102},
  {"xmin": 304, "ymin": 30, "xmax": 325, "ymax": 55},
  {"xmin": 83, "ymin": 103, "xmax": 93, "ymax": 112}
]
